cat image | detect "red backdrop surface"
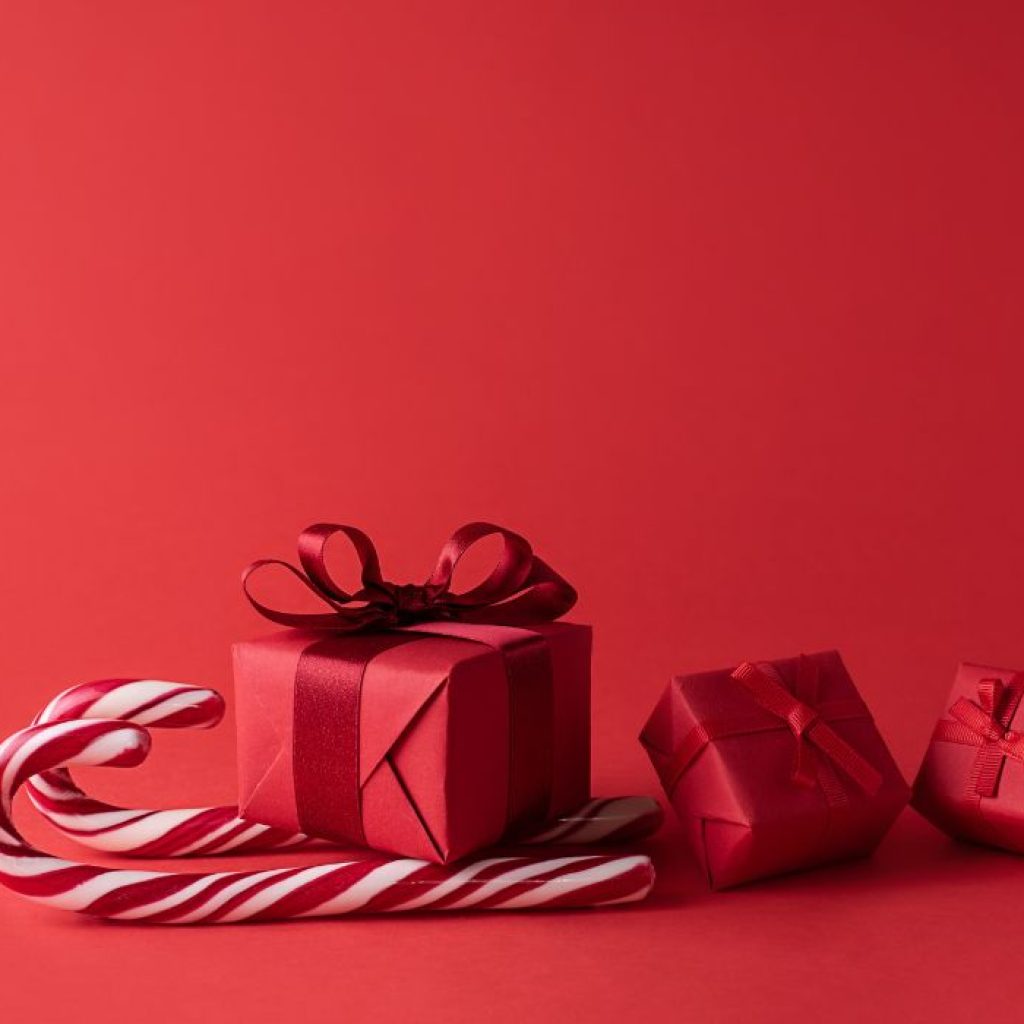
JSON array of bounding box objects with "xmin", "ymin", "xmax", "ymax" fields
[{"xmin": 1, "ymin": 2, "xmax": 1023, "ymax": 1021}]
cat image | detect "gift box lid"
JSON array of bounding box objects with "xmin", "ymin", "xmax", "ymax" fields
[{"xmin": 640, "ymin": 650, "xmax": 908, "ymax": 827}]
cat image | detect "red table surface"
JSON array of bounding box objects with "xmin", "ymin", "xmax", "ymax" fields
[{"xmin": 2, "ymin": 2, "xmax": 1023, "ymax": 1021}]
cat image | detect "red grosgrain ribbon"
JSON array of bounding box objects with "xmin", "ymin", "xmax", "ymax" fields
[
  {"xmin": 661, "ymin": 657, "xmax": 882, "ymax": 806},
  {"xmin": 931, "ymin": 675, "xmax": 1024, "ymax": 798},
  {"xmin": 731, "ymin": 659, "xmax": 883, "ymax": 803},
  {"xmin": 242, "ymin": 522, "xmax": 577, "ymax": 632}
]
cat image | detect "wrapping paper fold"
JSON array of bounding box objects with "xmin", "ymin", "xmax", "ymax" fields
[
  {"xmin": 640, "ymin": 650, "xmax": 909, "ymax": 888},
  {"xmin": 234, "ymin": 620, "xmax": 590, "ymax": 863},
  {"xmin": 913, "ymin": 661, "xmax": 1024, "ymax": 853}
]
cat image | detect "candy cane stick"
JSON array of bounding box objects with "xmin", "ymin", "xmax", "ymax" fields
[
  {"xmin": 0, "ymin": 718, "xmax": 655, "ymax": 923},
  {"xmin": 518, "ymin": 796, "xmax": 663, "ymax": 847},
  {"xmin": 26, "ymin": 679, "xmax": 663, "ymax": 857}
]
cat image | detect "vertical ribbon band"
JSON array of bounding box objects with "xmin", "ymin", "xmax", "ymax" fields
[
  {"xmin": 500, "ymin": 634, "xmax": 555, "ymax": 828},
  {"xmin": 292, "ymin": 627, "xmax": 555, "ymax": 847},
  {"xmin": 294, "ymin": 633, "xmax": 421, "ymax": 845}
]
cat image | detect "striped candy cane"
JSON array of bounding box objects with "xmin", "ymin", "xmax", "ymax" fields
[
  {"xmin": 27, "ymin": 679, "xmax": 311, "ymax": 857},
  {"xmin": 26, "ymin": 678, "xmax": 663, "ymax": 857},
  {"xmin": 0, "ymin": 716, "xmax": 655, "ymax": 923}
]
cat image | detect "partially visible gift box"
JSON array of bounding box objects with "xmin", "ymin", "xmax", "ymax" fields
[
  {"xmin": 640, "ymin": 651, "xmax": 909, "ymax": 888},
  {"xmin": 234, "ymin": 522, "xmax": 590, "ymax": 864},
  {"xmin": 912, "ymin": 661, "xmax": 1024, "ymax": 853}
]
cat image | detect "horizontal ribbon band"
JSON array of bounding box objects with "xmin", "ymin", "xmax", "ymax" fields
[
  {"xmin": 661, "ymin": 656, "xmax": 882, "ymax": 807},
  {"xmin": 931, "ymin": 674, "xmax": 1024, "ymax": 799},
  {"xmin": 243, "ymin": 522, "xmax": 577, "ymax": 633}
]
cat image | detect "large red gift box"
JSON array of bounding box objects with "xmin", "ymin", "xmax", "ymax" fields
[
  {"xmin": 234, "ymin": 522, "xmax": 590, "ymax": 863},
  {"xmin": 640, "ymin": 651, "xmax": 909, "ymax": 888},
  {"xmin": 912, "ymin": 661, "xmax": 1024, "ymax": 853}
]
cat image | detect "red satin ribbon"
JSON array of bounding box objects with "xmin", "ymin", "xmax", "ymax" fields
[
  {"xmin": 291, "ymin": 627, "xmax": 556, "ymax": 848},
  {"xmin": 245, "ymin": 523, "xmax": 571, "ymax": 849},
  {"xmin": 242, "ymin": 522, "xmax": 577, "ymax": 632},
  {"xmin": 293, "ymin": 632, "xmax": 422, "ymax": 846},
  {"xmin": 931, "ymin": 675, "xmax": 1024, "ymax": 798},
  {"xmin": 662, "ymin": 656, "xmax": 883, "ymax": 806}
]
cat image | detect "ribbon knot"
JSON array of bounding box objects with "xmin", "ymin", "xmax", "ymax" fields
[
  {"xmin": 385, "ymin": 583, "xmax": 436, "ymax": 622},
  {"xmin": 935, "ymin": 676, "xmax": 1024, "ymax": 798},
  {"xmin": 786, "ymin": 702, "xmax": 819, "ymax": 738},
  {"xmin": 243, "ymin": 521, "xmax": 577, "ymax": 633},
  {"xmin": 731, "ymin": 658, "xmax": 883, "ymax": 802}
]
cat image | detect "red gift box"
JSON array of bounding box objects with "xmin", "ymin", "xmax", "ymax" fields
[
  {"xmin": 234, "ymin": 522, "xmax": 590, "ymax": 863},
  {"xmin": 912, "ymin": 661, "xmax": 1024, "ymax": 852},
  {"xmin": 640, "ymin": 651, "xmax": 909, "ymax": 888}
]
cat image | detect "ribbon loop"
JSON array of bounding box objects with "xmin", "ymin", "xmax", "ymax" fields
[
  {"xmin": 949, "ymin": 696, "xmax": 1005, "ymax": 744},
  {"xmin": 977, "ymin": 678, "xmax": 1004, "ymax": 715},
  {"xmin": 426, "ymin": 522, "xmax": 535, "ymax": 603},
  {"xmin": 297, "ymin": 523, "xmax": 386, "ymax": 600},
  {"xmin": 242, "ymin": 522, "xmax": 576, "ymax": 632}
]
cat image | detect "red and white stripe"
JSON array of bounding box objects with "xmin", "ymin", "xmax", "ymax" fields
[
  {"xmin": 27, "ymin": 679, "xmax": 310, "ymax": 857},
  {"xmin": 25, "ymin": 678, "xmax": 663, "ymax": 858},
  {"xmin": 0, "ymin": 716, "xmax": 655, "ymax": 923}
]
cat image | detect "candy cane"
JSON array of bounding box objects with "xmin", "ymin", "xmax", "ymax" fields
[
  {"xmin": 0, "ymin": 717, "xmax": 655, "ymax": 923},
  {"xmin": 518, "ymin": 796, "xmax": 663, "ymax": 847},
  {"xmin": 26, "ymin": 679, "xmax": 663, "ymax": 857},
  {"xmin": 27, "ymin": 679, "xmax": 310, "ymax": 857}
]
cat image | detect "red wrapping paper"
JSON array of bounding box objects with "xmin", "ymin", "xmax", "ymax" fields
[
  {"xmin": 234, "ymin": 620, "xmax": 591, "ymax": 863},
  {"xmin": 912, "ymin": 661, "xmax": 1024, "ymax": 853},
  {"xmin": 640, "ymin": 650, "xmax": 908, "ymax": 888}
]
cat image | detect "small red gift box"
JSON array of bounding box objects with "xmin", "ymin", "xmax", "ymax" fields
[
  {"xmin": 640, "ymin": 651, "xmax": 909, "ymax": 888},
  {"xmin": 912, "ymin": 661, "xmax": 1024, "ymax": 852},
  {"xmin": 234, "ymin": 522, "xmax": 590, "ymax": 864}
]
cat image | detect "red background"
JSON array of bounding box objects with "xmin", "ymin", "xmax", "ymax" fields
[{"xmin": 2, "ymin": 2, "xmax": 1023, "ymax": 1020}]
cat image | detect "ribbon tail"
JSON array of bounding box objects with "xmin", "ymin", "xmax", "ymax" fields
[
  {"xmin": 656, "ymin": 725, "xmax": 714, "ymax": 796},
  {"xmin": 808, "ymin": 722, "xmax": 883, "ymax": 797},
  {"xmin": 969, "ymin": 745, "xmax": 1005, "ymax": 800},
  {"xmin": 790, "ymin": 740, "xmax": 819, "ymax": 789},
  {"xmin": 812, "ymin": 755, "xmax": 849, "ymax": 808}
]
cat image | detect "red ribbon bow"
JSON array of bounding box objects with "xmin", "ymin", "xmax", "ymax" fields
[
  {"xmin": 243, "ymin": 522, "xmax": 577, "ymax": 632},
  {"xmin": 654, "ymin": 656, "xmax": 883, "ymax": 806},
  {"xmin": 932, "ymin": 676, "xmax": 1024, "ymax": 798},
  {"xmin": 730, "ymin": 659, "xmax": 884, "ymax": 803}
]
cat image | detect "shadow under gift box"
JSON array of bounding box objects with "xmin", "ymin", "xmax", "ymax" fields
[
  {"xmin": 913, "ymin": 662, "xmax": 1024, "ymax": 853},
  {"xmin": 640, "ymin": 650, "xmax": 909, "ymax": 889},
  {"xmin": 234, "ymin": 621, "xmax": 591, "ymax": 863}
]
